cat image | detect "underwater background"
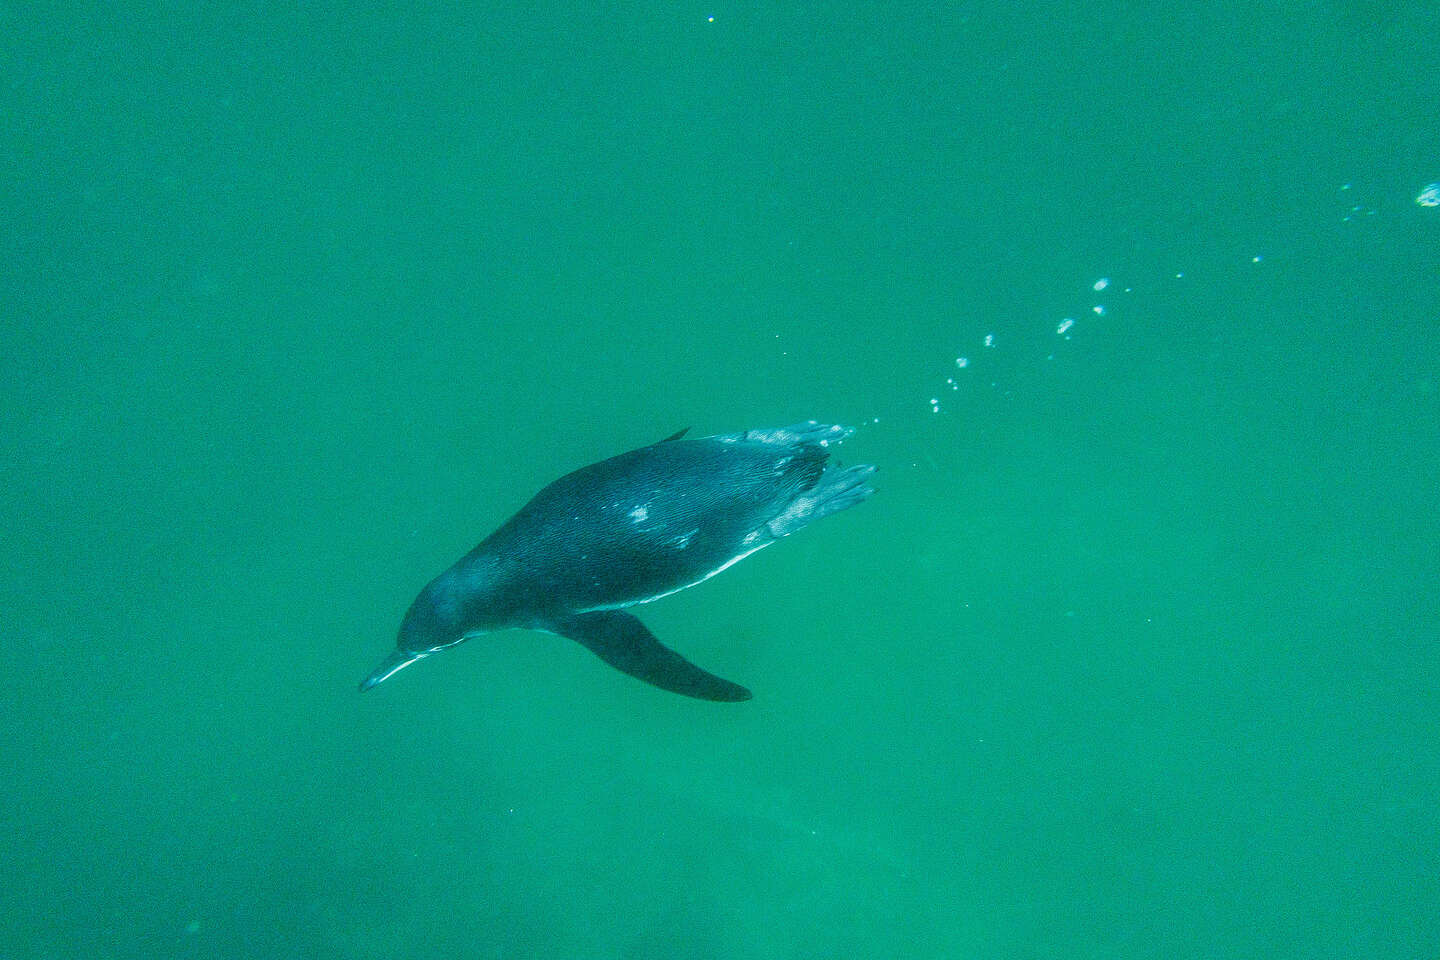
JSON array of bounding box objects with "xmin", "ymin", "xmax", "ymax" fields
[{"xmin": 3, "ymin": 2, "xmax": 1437, "ymax": 957}]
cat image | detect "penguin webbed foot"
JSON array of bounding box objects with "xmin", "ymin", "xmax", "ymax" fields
[{"xmin": 766, "ymin": 462, "xmax": 876, "ymax": 538}]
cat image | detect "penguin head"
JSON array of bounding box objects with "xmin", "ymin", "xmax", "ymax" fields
[
  {"xmin": 396, "ymin": 577, "xmax": 468, "ymax": 657},
  {"xmin": 359, "ymin": 574, "xmax": 475, "ymax": 692}
]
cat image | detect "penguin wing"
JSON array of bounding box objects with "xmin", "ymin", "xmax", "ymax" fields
[{"xmin": 542, "ymin": 610, "xmax": 751, "ymax": 702}]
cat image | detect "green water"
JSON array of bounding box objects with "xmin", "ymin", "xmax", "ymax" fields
[{"xmin": 4, "ymin": 2, "xmax": 1437, "ymax": 957}]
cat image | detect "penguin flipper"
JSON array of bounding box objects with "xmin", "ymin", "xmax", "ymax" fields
[{"xmin": 546, "ymin": 611, "xmax": 751, "ymax": 702}]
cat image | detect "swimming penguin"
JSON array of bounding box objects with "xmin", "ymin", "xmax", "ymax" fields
[{"xmin": 360, "ymin": 421, "xmax": 875, "ymax": 701}]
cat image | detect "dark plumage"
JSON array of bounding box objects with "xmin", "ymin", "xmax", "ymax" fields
[{"xmin": 360, "ymin": 422, "xmax": 875, "ymax": 701}]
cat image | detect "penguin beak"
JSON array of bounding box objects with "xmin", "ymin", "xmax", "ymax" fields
[{"xmin": 359, "ymin": 649, "xmax": 422, "ymax": 692}]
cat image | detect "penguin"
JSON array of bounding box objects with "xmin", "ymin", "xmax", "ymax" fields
[{"xmin": 359, "ymin": 421, "xmax": 875, "ymax": 701}]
